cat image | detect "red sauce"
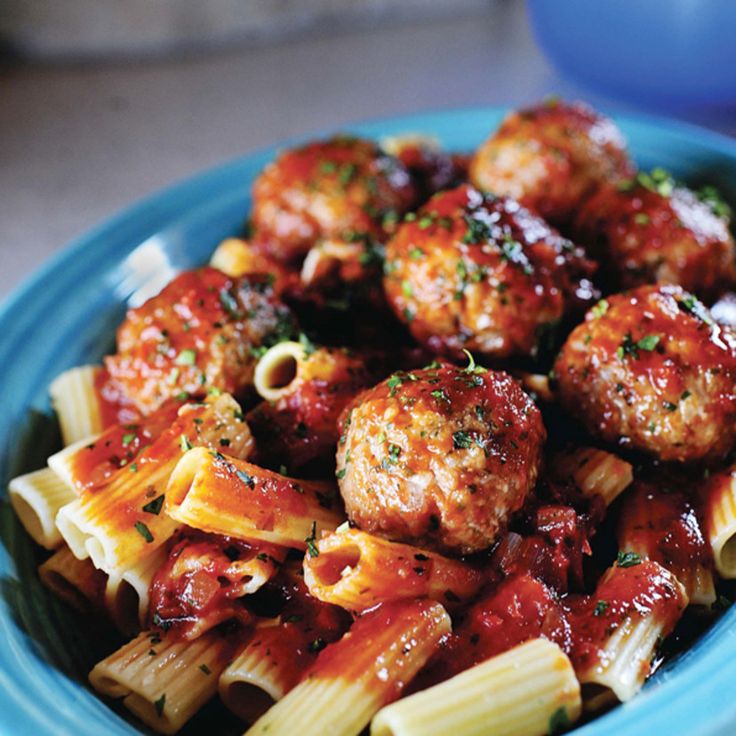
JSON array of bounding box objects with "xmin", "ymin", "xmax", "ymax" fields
[
  {"xmin": 69, "ymin": 400, "xmax": 180, "ymax": 492},
  {"xmin": 149, "ymin": 529, "xmax": 285, "ymax": 638},
  {"xmin": 238, "ymin": 567, "xmax": 351, "ymax": 692},
  {"xmin": 247, "ymin": 348, "xmax": 380, "ymax": 470},
  {"xmin": 564, "ymin": 560, "xmax": 686, "ymax": 673},
  {"xmin": 412, "ymin": 574, "xmax": 570, "ymax": 690},
  {"xmin": 306, "ymin": 599, "xmax": 448, "ymax": 703},
  {"xmin": 618, "ymin": 481, "xmax": 711, "ymax": 579}
]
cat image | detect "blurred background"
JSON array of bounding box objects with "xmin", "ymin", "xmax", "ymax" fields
[{"xmin": 2, "ymin": 0, "xmax": 735, "ymax": 298}]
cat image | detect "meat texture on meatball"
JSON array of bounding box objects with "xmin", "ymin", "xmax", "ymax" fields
[
  {"xmin": 573, "ymin": 171, "xmax": 736, "ymax": 299},
  {"xmin": 554, "ymin": 284, "xmax": 736, "ymax": 463},
  {"xmin": 106, "ymin": 267, "xmax": 295, "ymax": 413},
  {"xmin": 336, "ymin": 362, "xmax": 546, "ymax": 554},
  {"xmin": 251, "ymin": 135, "xmax": 418, "ymax": 265},
  {"xmin": 469, "ymin": 99, "xmax": 634, "ymax": 225},
  {"xmin": 383, "ymin": 184, "xmax": 597, "ymax": 361}
]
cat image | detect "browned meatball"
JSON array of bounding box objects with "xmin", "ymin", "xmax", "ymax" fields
[
  {"xmin": 106, "ymin": 267, "xmax": 295, "ymax": 413},
  {"xmin": 554, "ymin": 284, "xmax": 736, "ymax": 463},
  {"xmin": 470, "ymin": 99, "xmax": 634, "ymax": 224},
  {"xmin": 382, "ymin": 184, "xmax": 597, "ymax": 361},
  {"xmin": 251, "ymin": 135, "xmax": 418, "ymax": 264},
  {"xmin": 336, "ymin": 362, "xmax": 546, "ymax": 554},
  {"xmin": 573, "ymin": 171, "xmax": 736, "ymax": 299}
]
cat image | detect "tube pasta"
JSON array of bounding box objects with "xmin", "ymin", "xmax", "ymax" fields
[
  {"xmin": 56, "ymin": 393, "xmax": 253, "ymax": 575},
  {"xmin": 253, "ymin": 341, "xmax": 305, "ymax": 401},
  {"xmin": 553, "ymin": 446, "xmax": 633, "ymax": 506},
  {"xmin": 219, "ymin": 625, "xmax": 297, "ymax": 723},
  {"xmin": 49, "ymin": 365, "xmax": 105, "ymax": 446},
  {"xmin": 304, "ymin": 528, "xmax": 483, "ymax": 611},
  {"xmin": 38, "ymin": 546, "xmax": 107, "ymax": 613},
  {"xmin": 165, "ymin": 447, "xmax": 343, "ymax": 548},
  {"xmin": 618, "ymin": 482, "xmax": 715, "ymax": 605},
  {"xmin": 700, "ymin": 465, "xmax": 736, "ymax": 578},
  {"xmin": 245, "ymin": 599, "xmax": 451, "ymax": 736},
  {"xmin": 106, "ymin": 546, "xmax": 168, "ymax": 634},
  {"xmin": 572, "ymin": 561, "xmax": 687, "ymax": 704},
  {"xmin": 300, "ymin": 240, "xmax": 366, "ymax": 288},
  {"xmin": 9, "ymin": 467, "xmax": 76, "ymax": 549},
  {"xmin": 89, "ymin": 629, "xmax": 235, "ymax": 735},
  {"xmin": 47, "ymin": 435, "xmax": 100, "ymax": 491},
  {"xmin": 370, "ymin": 638, "xmax": 581, "ymax": 736}
]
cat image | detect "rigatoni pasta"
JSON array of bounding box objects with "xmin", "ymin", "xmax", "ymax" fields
[
  {"xmin": 700, "ymin": 465, "xmax": 736, "ymax": 578},
  {"xmin": 8, "ymin": 467, "xmax": 75, "ymax": 549},
  {"xmin": 56, "ymin": 393, "xmax": 253, "ymax": 575},
  {"xmin": 49, "ymin": 365, "xmax": 106, "ymax": 446},
  {"xmin": 370, "ymin": 638, "xmax": 581, "ymax": 736},
  {"xmin": 303, "ymin": 527, "xmax": 483, "ymax": 611},
  {"xmin": 90, "ymin": 629, "xmax": 236, "ymax": 735},
  {"xmin": 245, "ymin": 600, "xmax": 451, "ymax": 736},
  {"xmin": 165, "ymin": 447, "xmax": 343, "ymax": 548},
  {"xmin": 38, "ymin": 545, "xmax": 107, "ymax": 614}
]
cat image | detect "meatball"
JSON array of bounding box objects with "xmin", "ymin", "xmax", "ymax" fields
[
  {"xmin": 336, "ymin": 362, "xmax": 546, "ymax": 554},
  {"xmin": 383, "ymin": 184, "xmax": 597, "ymax": 361},
  {"xmin": 554, "ymin": 284, "xmax": 736, "ymax": 463},
  {"xmin": 469, "ymin": 99, "xmax": 634, "ymax": 224},
  {"xmin": 251, "ymin": 135, "xmax": 418, "ymax": 264},
  {"xmin": 573, "ymin": 173, "xmax": 736, "ymax": 299},
  {"xmin": 106, "ymin": 267, "xmax": 295, "ymax": 413}
]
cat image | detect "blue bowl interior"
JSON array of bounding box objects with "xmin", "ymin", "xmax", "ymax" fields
[{"xmin": 2, "ymin": 107, "xmax": 736, "ymax": 735}]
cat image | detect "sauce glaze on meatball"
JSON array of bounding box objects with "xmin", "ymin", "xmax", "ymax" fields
[
  {"xmin": 554, "ymin": 284, "xmax": 736, "ymax": 463},
  {"xmin": 383, "ymin": 184, "xmax": 597, "ymax": 361},
  {"xmin": 469, "ymin": 99, "xmax": 634, "ymax": 225},
  {"xmin": 106, "ymin": 267, "xmax": 295, "ymax": 413},
  {"xmin": 336, "ymin": 362, "xmax": 546, "ymax": 554},
  {"xmin": 573, "ymin": 174, "xmax": 736, "ymax": 299},
  {"xmin": 251, "ymin": 135, "xmax": 418, "ymax": 264}
]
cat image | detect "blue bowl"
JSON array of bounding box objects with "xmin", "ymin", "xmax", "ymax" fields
[
  {"xmin": 2, "ymin": 107, "xmax": 736, "ymax": 735},
  {"xmin": 527, "ymin": 0, "xmax": 736, "ymax": 107}
]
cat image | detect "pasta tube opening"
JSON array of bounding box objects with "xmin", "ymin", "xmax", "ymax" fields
[{"xmin": 253, "ymin": 341, "xmax": 304, "ymax": 401}]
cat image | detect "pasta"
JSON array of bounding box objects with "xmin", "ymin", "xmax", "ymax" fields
[
  {"xmin": 370, "ymin": 638, "xmax": 581, "ymax": 736},
  {"xmin": 56, "ymin": 393, "xmax": 253, "ymax": 575},
  {"xmin": 617, "ymin": 481, "xmax": 715, "ymax": 605},
  {"xmin": 700, "ymin": 465, "xmax": 736, "ymax": 578},
  {"xmin": 8, "ymin": 97, "xmax": 736, "ymax": 736},
  {"xmin": 552, "ymin": 446, "xmax": 633, "ymax": 506},
  {"xmin": 38, "ymin": 545, "xmax": 107, "ymax": 614},
  {"xmin": 569, "ymin": 560, "xmax": 687, "ymax": 703},
  {"xmin": 303, "ymin": 527, "xmax": 483, "ymax": 611},
  {"xmin": 8, "ymin": 466, "xmax": 75, "ymax": 549},
  {"xmin": 244, "ymin": 600, "xmax": 451, "ymax": 736},
  {"xmin": 165, "ymin": 447, "xmax": 343, "ymax": 548},
  {"xmin": 49, "ymin": 365, "xmax": 105, "ymax": 446},
  {"xmin": 89, "ymin": 629, "xmax": 236, "ymax": 735}
]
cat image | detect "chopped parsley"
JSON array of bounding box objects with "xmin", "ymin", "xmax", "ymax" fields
[
  {"xmin": 548, "ymin": 706, "xmax": 571, "ymax": 735},
  {"xmin": 135, "ymin": 521, "xmax": 154, "ymax": 544},
  {"xmin": 154, "ymin": 694, "xmax": 166, "ymax": 718},
  {"xmin": 453, "ymin": 431, "xmax": 473, "ymax": 449},
  {"xmin": 617, "ymin": 550, "xmax": 642, "ymax": 568},
  {"xmin": 593, "ymin": 600, "xmax": 609, "ymax": 617},
  {"xmin": 121, "ymin": 432, "xmax": 136, "ymax": 447},
  {"xmin": 590, "ymin": 299, "xmax": 609, "ymax": 319},
  {"xmin": 616, "ymin": 333, "xmax": 660, "ymax": 360},
  {"xmin": 199, "ymin": 664, "xmax": 212, "ymax": 675},
  {"xmin": 305, "ymin": 521, "xmax": 319, "ymax": 557},
  {"xmin": 142, "ymin": 495, "xmax": 165, "ymax": 515},
  {"xmin": 175, "ymin": 349, "xmax": 197, "ymax": 366},
  {"xmin": 179, "ymin": 434, "xmax": 193, "ymax": 452},
  {"xmin": 308, "ymin": 637, "xmax": 327, "ymax": 653}
]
